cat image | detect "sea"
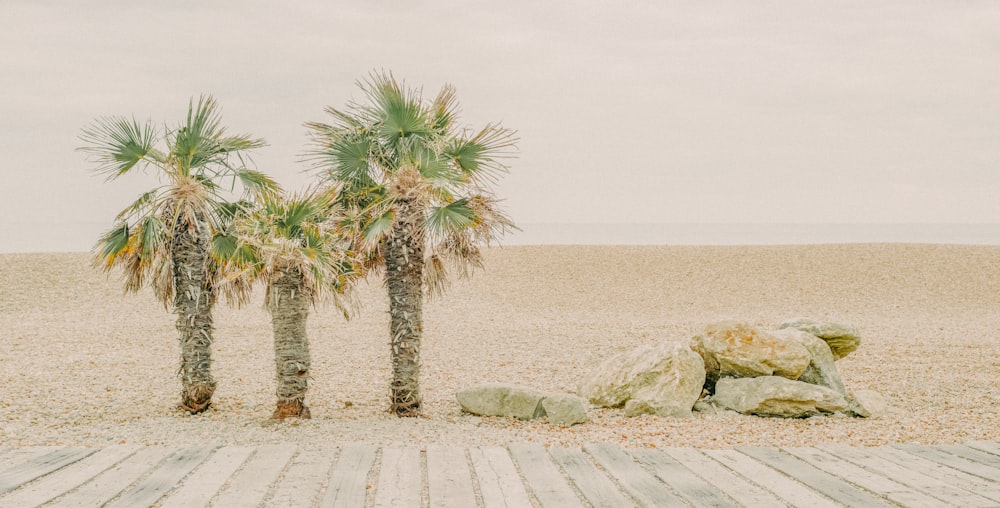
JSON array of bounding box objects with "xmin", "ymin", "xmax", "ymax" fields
[{"xmin": 1, "ymin": 222, "xmax": 999, "ymax": 254}]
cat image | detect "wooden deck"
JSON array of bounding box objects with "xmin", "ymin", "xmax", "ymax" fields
[{"xmin": 0, "ymin": 441, "xmax": 997, "ymax": 507}]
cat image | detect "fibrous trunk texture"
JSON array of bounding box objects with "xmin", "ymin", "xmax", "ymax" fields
[
  {"xmin": 270, "ymin": 265, "xmax": 312, "ymax": 419},
  {"xmin": 385, "ymin": 197, "xmax": 424, "ymax": 417},
  {"xmin": 172, "ymin": 216, "xmax": 217, "ymax": 414}
]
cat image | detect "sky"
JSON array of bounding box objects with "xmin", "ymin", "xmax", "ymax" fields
[{"xmin": 1, "ymin": 1, "xmax": 998, "ymax": 251}]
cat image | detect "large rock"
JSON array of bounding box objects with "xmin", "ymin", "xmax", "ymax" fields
[
  {"xmin": 770, "ymin": 328, "xmax": 846, "ymax": 395},
  {"xmin": 578, "ymin": 341, "xmax": 705, "ymax": 417},
  {"xmin": 847, "ymin": 389, "xmax": 887, "ymax": 418},
  {"xmin": 540, "ymin": 394, "xmax": 589, "ymax": 425},
  {"xmin": 690, "ymin": 322, "xmax": 811, "ymax": 391},
  {"xmin": 713, "ymin": 376, "xmax": 848, "ymax": 418},
  {"xmin": 456, "ymin": 384, "xmax": 545, "ymax": 420},
  {"xmin": 778, "ymin": 318, "xmax": 861, "ymax": 360}
]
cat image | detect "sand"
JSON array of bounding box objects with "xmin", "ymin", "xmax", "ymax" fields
[{"xmin": 1, "ymin": 244, "xmax": 998, "ymax": 449}]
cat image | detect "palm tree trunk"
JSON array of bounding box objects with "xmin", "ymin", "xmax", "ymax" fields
[
  {"xmin": 385, "ymin": 197, "xmax": 424, "ymax": 417},
  {"xmin": 270, "ymin": 265, "xmax": 312, "ymax": 419},
  {"xmin": 172, "ymin": 217, "xmax": 217, "ymax": 414}
]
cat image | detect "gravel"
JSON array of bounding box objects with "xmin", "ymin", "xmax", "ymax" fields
[{"xmin": 1, "ymin": 244, "xmax": 998, "ymax": 449}]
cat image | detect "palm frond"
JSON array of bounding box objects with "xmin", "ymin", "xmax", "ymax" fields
[
  {"xmin": 79, "ymin": 116, "xmax": 160, "ymax": 178},
  {"xmin": 94, "ymin": 222, "xmax": 131, "ymax": 268},
  {"xmin": 426, "ymin": 199, "xmax": 475, "ymax": 235},
  {"xmin": 430, "ymin": 84, "xmax": 459, "ymax": 135},
  {"xmin": 234, "ymin": 168, "xmax": 281, "ymax": 199}
]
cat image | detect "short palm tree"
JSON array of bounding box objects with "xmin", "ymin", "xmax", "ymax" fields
[
  {"xmin": 80, "ymin": 95, "xmax": 279, "ymax": 414},
  {"xmin": 222, "ymin": 188, "xmax": 356, "ymax": 419},
  {"xmin": 306, "ymin": 72, "xmax": 517, "ymax": 417}
]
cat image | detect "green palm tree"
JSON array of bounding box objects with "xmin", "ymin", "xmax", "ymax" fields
[
  {"xmin": 80, "ymin": 95, "xmax": 279, "ymax": 414},
  {"xmin": 306, "ymin": 72, "xmax": 517, "ymax": 417},
  {"xmin": 222, "ymin": 188, "xmax": 356, "ymax": 419}
]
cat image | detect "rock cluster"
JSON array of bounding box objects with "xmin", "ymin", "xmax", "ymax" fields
[{"xmin": 457, "ymin": 318, "xmax": 884, "ymax": 423}]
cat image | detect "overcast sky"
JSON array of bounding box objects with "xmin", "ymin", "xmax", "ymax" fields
[{"xmin": 1, "ymin": 1, "xmax": 998, "ymax": 251}]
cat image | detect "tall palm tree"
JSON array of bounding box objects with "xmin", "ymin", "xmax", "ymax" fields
[
  {"xmin": 306, "ymin": 72, "xmax": 517, "ymax": 417},
  {"xmin": 221, "ymin": 188, "xmax": 356, "ymax": 419},
  {"xmin": 80, "ymin": 96, "xmax": 279, "ymax": 414}
]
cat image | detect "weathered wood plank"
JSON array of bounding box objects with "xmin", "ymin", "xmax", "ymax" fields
[
  {"xmin": 0, "ymin": 445, "xmax": 138, "ymax": 507},
  {"xmin": 550, "ymin": 447, "xmax": 634, "ymax": 507},
  {"xmin": 936, "ymin": 444, "xmax": 1000, "ymax": 469},
  {"xmin": 320, "ymin": 444, "xmax": 378, "ymax": 508},
  {"xmin": 158, "ymin": 445, "xmax": 254, "ymax": 508},
  {"xmin": 819, "ymin": 443, "xmax": 1000, "ymax": 506},
  {"xmin": 893, "ymin": 443, "xmax": 1000, "ymax": 481},
  {"xmin": 210, "ymin": 444, "xmax": 297, "ymax": 507},
  {"xmin": 630, "ymin": 449, "xmax": 739, "ymax": 508},
  {"xmin": 783, "ymin": 446, "xmax": 944, "ymax": 507},
  {"xmin": 426, "ymin": 445, "xmax": 477, "ymax": 508},
  {"xmin": 469, "ymin": 446, "xmax": 533, "ymax": 508},
  {"xmin": 698, "ymin": 448, "xmax": 828, "ymax": 508},
  {"xmin": 0, "ymin": 447, "xmax": 60, "ymax": 472},
  {"xmin": 584, "ymin": 443, "xmax": 682, "ymax": 507},
  {"xmin": 47, "ymin": 446, "xmax": 172, "ymax": 507},
  {"xmin": 739, "ymin": 447, "xmax": 892, "ymax": 507},
  {"xmin": 266, "ymin": 447, "xmax": 339, "ymax": 507},
  {"xmin": 0, "ymin": 447, "xmax": 95, "ymax": 494},
  {"xmin": 373, "ymin": 447, "xmax": 422, "ymax": 508},
  {"xmin": 966, "ymin": 441, "xmax": 1000, "ymax": 457},
  {"xmin": 104, "ymin": 445, "xmax": 215, "ymax": 508},
  {"xmin": 508, "ymin": 443, "xmax": 584, "ymax": 507}
]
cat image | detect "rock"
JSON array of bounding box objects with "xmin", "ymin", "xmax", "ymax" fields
[
  {"xmin": 540, "ymin": 394, "xmax": 589, "ymax": 425},
  {"xmin": 690, "ymin": 321, "xmax": 811, "ymax": 391},
  {"xmin": 456, "ymin": 384, "xmax": 545, "ymax": 420},
  {"xmin": 713, "ymin": 376, "xmax": 848, "ymax": 418},
  {"xmin": 778, "ymin": 318, "xmax": 861, "ymax": 360},
  {"xmin": 578, "ymin": 341, "xmax": 705, "ymax": 417},
  {"xmin": 847, "ymin": 389, "xmax": 887, "ymax": 418},
  {"xmin": 770, "ymin": 328, "xmax": 847, "ymax": 395}
]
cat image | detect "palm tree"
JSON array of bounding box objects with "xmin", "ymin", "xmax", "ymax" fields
[
  {"xmin": 80, "ymin": 96, "xmax": 279, "ymax": 414},
  {"xmin": 221, "ymin": 188, "xmax": 356, "ymax": 419},
  {"xmin": 306, "ymin": 72, "xmax": 517, "ymax": 417}
]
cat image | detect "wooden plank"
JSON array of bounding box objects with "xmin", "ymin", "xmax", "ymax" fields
[
  {"xmin": 0, "ymin": 445, "xmax": 138, "ymax": 506},
  {"xmin": 508, "ymin": 443, "xmax": 583, "ymax": 507},
  {"xmin": 47, "ymin": 446, "xmax": 172, "ymax": 507},
  {"xmin": 0, "ymin": 447, "xmax": 95, "ymax": 494},
  {"xmin": 104, "ymin": 445, "xmax": 215, "ymax": 508},
  {"xmin": 158, "ymin": 445, "xmax": 254, "ymax": 508},
  {"xmin": 373, "ymin": 447, "xmax": 422, "ymax": 508},
  {"xmin": 425, "ymin": 445, "xmax": 477, "ymax": 508},
  {"xmin": 893, "ymin": 443, "xmax": 1000, "ymax": 481},
  {"xmin": 739, "ymin": 447, "xmax": 892, "ymax": 507},
  {"xmin": 0, "ymin": 447, "xmax": 60, "ymax": 472},
  {"xmin": 630, "ymin": 449, "xmax": 739, "ymax": 508},
  {"xmin": 583, "ymin": 443, "xmax": 681, "ymax": 507},
  {"xmin": 550, "ymin": 447, "xmax": 633, "ymax": 507},
  {"xmin": 469, "ymin": 446, "xmax": 533, "ymax": 508},
  {"xmin": 783, "ymin": 446, "xmax": 945, "ymax": 507},
  {"xmin": 267, "ymin": 447, "xmax": 339, "ymax": 507},
  {"xmin": 320, "ymin": 444, "xmax": 378, "ymax": 508},
  {"xmin": 936, "ymin": 444, "xmax": 1000, "ymax": 468},
  {"xmin": 697, "ymin": 448, "xmax": 828, "ymax": 508},
  {"xmin": 966, "ymin": 441, "xmax": 1000, "ymax": 457},
  {"xmin": 819, "ymin": 444, "xmax": 1000, "ymax": 506},
  {"xmin": 210, "ymin": 444, "xmax": 297, "ymax": 507}
]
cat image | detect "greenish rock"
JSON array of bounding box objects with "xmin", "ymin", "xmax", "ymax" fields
[
  {"xmin": 456, "ymin": 384, "xmax": 545, "ymax": 420},
  {"xmin": 713, "ymin": 376, "xmax": 848, "ymax": 418},
  {"xmin": 690, "ymin": 321, "xmax": 811, "ymax": 391},
  {"xmin": 770, "ymin": 328, "xmax": 847, "ymax": 396},
  {"xmin": 778, "ymin": 318, "xmax": 861, "ymax": 360},
  {"xmin": 578, "ymin": 341, "xmax": 705, "ymax": 417},
  {"xmin": 540, "ymin": 394, "xmax": 589, "ymax": 425},
  {"xmin": 847, "ymin": 389, "xmax": 887, "ymax": 418}
]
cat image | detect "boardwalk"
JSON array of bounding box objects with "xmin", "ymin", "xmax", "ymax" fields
[{"xmin": 0, "ymin": 441, "xmax": 997, "ymax": 507}]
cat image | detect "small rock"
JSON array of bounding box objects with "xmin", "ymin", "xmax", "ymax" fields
[
  {"xmin": 540, "ymin": 394, "xmax": 589, "ymax": 425},
  {"xmin": 778, "ymin": 318, "xmax": 861, "ymax": 360},
  {"xmin": 847, "ymin": 389, "xmax": 888, "ymax": 418},
  {"xmin": 456, "ymin": 384, "xmax": 545, "ymax": 420},
  {"xmin": 770, "ymin": 328, "xmax": 847, "ymax": 395}
]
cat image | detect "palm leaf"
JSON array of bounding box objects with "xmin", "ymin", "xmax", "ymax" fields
[
  {"xmin": 426, "ymin": 199, "xmax": 475, "ymax": 234},
  {"xmin": 79, "ymin": 116, "xmax": 159, "ymax": 178},
  {"xmin": 95, "ymin": 222, "xmax": 131, "ymax": 266}
]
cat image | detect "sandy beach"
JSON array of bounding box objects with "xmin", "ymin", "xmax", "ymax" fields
[{"xmin": 1, "ymin": 244, "xmax": 998, "ymax": 449}]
